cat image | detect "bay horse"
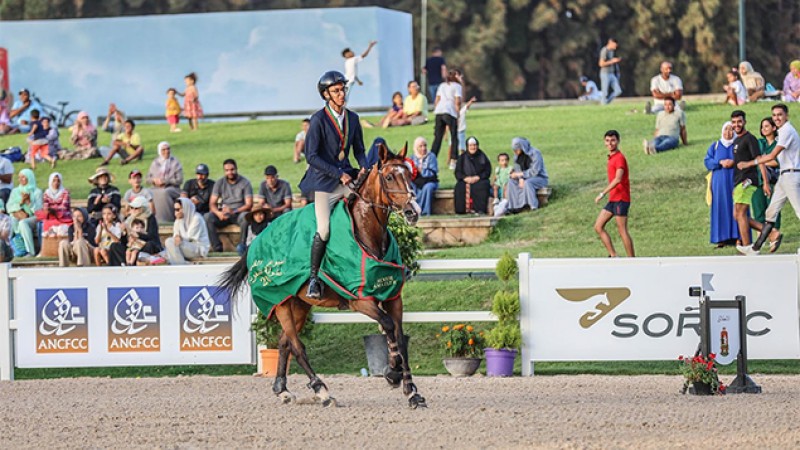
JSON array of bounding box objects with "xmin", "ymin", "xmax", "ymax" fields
[{"xmin": 220, "ymin": 142, "xmax": 427, "ymax": 409}]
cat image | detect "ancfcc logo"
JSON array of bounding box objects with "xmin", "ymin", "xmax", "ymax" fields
[
  {"xmin": 36, "ymin": 289, "xmax": 89, "ymax": 353},
  {"xmin": 179, "ymin": 286, "xmax": 233, "ymax": 352},
  {"xmin": 107, "ymin": 287, "xmax": 161, "ymax": 352}
]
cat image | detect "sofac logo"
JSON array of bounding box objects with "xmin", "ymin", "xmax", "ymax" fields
[
  {"xmin": 179, "ymin": 286, "xmax": 233, "ymax": 351},
  {"xmin": 556, "ymin": 288, "xmax": 631, "ymax": 328},
  {"xmin": 36, "ymin": 289, "xmax": 89, "ymax": 353},
  {"xmin": 107, "ymin": 287, "xmax": 160, "ymax": 352}
]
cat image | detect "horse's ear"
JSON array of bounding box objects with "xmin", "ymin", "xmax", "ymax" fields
[
  {"xmin": 378, "ymin": 142, "xmax": 389, "ymax": 164},
  {"xmin": 399, "ymin": 141, "xmax": 408, "ymax": 159}
]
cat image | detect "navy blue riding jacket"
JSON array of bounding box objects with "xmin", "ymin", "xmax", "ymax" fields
[{"xmin": 298, "ymin": 107, "xmax": 367, "ymax": 194}]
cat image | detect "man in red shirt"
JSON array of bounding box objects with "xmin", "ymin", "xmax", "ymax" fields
[{"xmin": 594, "ymin": 130, "xmax": 635, "ymax": 257}]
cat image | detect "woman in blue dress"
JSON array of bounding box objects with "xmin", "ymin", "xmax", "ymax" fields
[{"xmin": 703, "ymin": 121, "xmax": 739, "ymax": 247}]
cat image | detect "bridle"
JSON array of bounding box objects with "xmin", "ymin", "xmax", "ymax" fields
[{"xmin": 349, "ymin": 161, "xmax": 414, "ymax": 213}]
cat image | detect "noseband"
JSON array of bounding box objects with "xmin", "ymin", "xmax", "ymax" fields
[{"xmin": 350, "ymin": 162, "xmax": 414, "ymax": 212}]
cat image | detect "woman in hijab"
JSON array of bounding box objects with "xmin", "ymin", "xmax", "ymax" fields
[
  {"xmin": 783, "ymin": 60, "xmax": 800, "ymax": 102},
  {"xmin": 738, "ymin": 61, "xmax": 765, "ymax": 102},
  {"xmin": 506, "ymin": 137, "xmax": 549, "ymax": 213},
  {"xmin": 410, "ymin": 136, "xmax": 439, "ymax": 216},
  {"xmin": 63, "ymin": 111, "xmax": 98, "ymax": 160},
  {"xmin": 58, "ymin": 206, "xmax": 95, "ymax": 267},
  {"xmin": 454, "ymin": 136, "xmax": 492, "ymax": 214},
  {"xmin": 107, "ymin": 196, "xmax": 162, "ymax": 266},
  {"xmin": 147, "ymin": 141, "xmax": 184, "ymax": 222},
  {"xmin": 703, "ymin": 121, "xmax": 739, "ymax": 247},
  {"xmin": 40, "ymin": 172, "xmax": 72, "ymax": 233},
  {"xmin": 365, "ymin": 137, "xmax": 388, "ymax": 169},
  {"xmin": 165, "ymin": 197, "xmax": 210, "ymax": 264},
  {"xmin": 6, "ymin": 168, "xmax": 43, "ymax": 256}
]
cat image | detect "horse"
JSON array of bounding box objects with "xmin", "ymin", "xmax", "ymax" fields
[{"xmin": 219, "ymin": 142, "xmax": 427, "ymax": 409}]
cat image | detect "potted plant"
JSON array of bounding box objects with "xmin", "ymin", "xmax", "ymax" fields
[
  {"xmin": 438, "ymin": 323, "xmax": 484, "ymax": 377},
  {"xmin": 484, "ymin": 252, "xmax": 521, "ymax": 377},
  {"xmin": 679, "ymin": 353, "xmax": 726, "ymax": 395},
  {"xmin": 251, "ymin": 311, "xmax": 313, "ymax": 376}
]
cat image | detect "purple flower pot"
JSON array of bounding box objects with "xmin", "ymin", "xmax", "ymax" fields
[{"xmin": 484, "ymin": 348, "xmax": 517, "ymax": 377}]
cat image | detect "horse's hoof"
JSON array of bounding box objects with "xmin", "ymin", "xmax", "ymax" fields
[
  {"xmin": 408, "ymin": 394, "xmax": 427, "ymax": 409},
  {"xmin": 383, "ymin": 368, "xmax": 402, "ymax": 388},
  {"xmin": 278, "ymin": 391, "xmax": 296, "ymax": 404},
  {"xmin": 321, "ymin": 397, "xmax": 337, "ymax": 408}
]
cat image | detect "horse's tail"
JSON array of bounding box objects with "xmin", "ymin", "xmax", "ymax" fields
[{"xmin": 217, "ymin": 245, "xmax": 250, "ymax": 303}]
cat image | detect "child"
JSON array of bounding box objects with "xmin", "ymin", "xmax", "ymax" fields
[
  {"xmin": 125, "ymin": 218, "xmax": 147, "ymax": 265},
  {"xmin": 379, "ymin": 92, "xmax": 406, "ymax": 128},
  {"xmin": 492, "ymin": 152, "xmax": 512, "ymax": 202},
  {"xmin": 94, "ymin": 204, "xmax": 122, "ymax": 266},
  {"xmin": 123, "ymin": 169, "xmax": 155, "ymax": 217},
  {"xmin": 238, "ymin": 204, "xmax": 269, "ymax": 255},
  {"xmin": 293, "ymin": 118, "xmax": 310, "ymax": 164},
  {"xmin": 179, "ymin": 72, "xmax": 203, "ymax": 131},
  {"xmin": 455, "ymin": 71, "xmax": 477, "ymax": 155},
  {"xmin": 579, "ymin": 76, "xmax": 603, "ymax": 102},
  {"xmin": 42, "ymin": 117, "xmax": 61, "ymax": 167},
  {"xmin": 165, "ymin": 88, "xmax": 182, "ymax": 133},
  {"xmin": 724, "ymin": 70, "xmax": 747, "ymax": 106},
  {"xmin": 27, "ymin": 109, "xmax": 56, "ymax": 169}
]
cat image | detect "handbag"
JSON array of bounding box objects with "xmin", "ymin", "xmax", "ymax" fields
[
  {"xmin": 705, "ymin": 172, "xmax": 712, "ymax": 207},
  {"xmin": 11, "ymin": 234, "xmax": 27, "ymax": 257}
]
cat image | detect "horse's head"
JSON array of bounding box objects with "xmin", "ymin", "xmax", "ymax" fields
[{"xmin": 370, "ymin": 142, "xmax": 420, "ymax": 225}]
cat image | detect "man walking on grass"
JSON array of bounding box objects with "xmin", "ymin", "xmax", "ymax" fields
[
  {"xmin": 738, "ymin": 103, "xmax": 800, "ymax": 254},
  {"xmin": 728, "ymin": 110, "xmax": 764, "ymax": 254},
  {"xmin": 594, "ymin": 130, "xmax": 635, "ymax": 257}
]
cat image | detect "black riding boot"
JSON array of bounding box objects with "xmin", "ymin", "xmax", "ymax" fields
[
  {"xmin": 306, "ymin": 233, "xmax": 327, "ymax": 299},
  {"xmin": 752, "ymin": 221, "xmax": 774, "ymax": 251}
]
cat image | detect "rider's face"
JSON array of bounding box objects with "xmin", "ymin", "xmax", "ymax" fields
[{"xmin": 326, "ymin": 83, "xmax": 346, "ymax": 104}]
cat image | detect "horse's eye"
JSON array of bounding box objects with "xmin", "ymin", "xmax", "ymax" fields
[{"xmin": 386, "ymin": 174, "xmax": 394, "ymax": 182}]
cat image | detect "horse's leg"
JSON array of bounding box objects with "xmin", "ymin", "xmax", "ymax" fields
[
  {"xmin": 273, "ymin": 299, "xmax": 334, "ymax": 407},
  {"xmin": 273, "ymin": 329, "xmax": 295, "ymax": 404},
  {"xmin": 383, "ymin": 298, "xmax": 427, "ymax": 409}
]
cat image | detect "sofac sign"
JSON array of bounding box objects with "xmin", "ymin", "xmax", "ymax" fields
[{"xmin": 36, "ymin": 289, "xmax": 89, "ymax": 354}]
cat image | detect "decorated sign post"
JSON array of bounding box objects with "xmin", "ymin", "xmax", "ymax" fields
[{"xmin": 704, "ymin": 295, "xmax": 761, "ymax": 394}]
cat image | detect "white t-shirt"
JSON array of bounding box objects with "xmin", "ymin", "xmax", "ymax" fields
[
  {"xmin": 650, "ymin": 74, "xmax": 684, "ymax": 106},
  {"xmin": 295, "ymin": 130, "xmax": 306, "ymax": 143},
  {"xmin": 458, "ymin": 105, "xmax": 468, "ymax": 132},
  {"xmin": 433, "ymin": 82, "xmax": 462, "ymax": 118},
  {"xmin": 584, "ymin": 81, "xmax": 603, "ymax": 101},
  {"xmin": 731, "ymin": 80, "xmax": 747, "ymax": 104},
  {"xmin": 0, "ymin": 157, "xmax": 12, "ymax": 192},
  {"xmin": 776, "ymin": 121, "xmax": 800, "ymax": 170},
  {"xmin": 344, "ymin": 56, "xmax": 363, "ymax": 84}
]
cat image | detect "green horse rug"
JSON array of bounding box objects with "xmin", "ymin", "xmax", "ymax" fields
[{"xmin": 246, "ymin": 202, "xmax": 406, "ymax": 317}]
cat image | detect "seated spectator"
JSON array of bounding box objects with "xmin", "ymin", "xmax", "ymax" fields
[
  {"xmin": 42, "ymin": 117, "xmax": 62, "ymax": 165},
  {"xmin": 93, "ymin": 204, "xmax": 123, "ymax": 266},
  {"xmin": 39, "ymin": 172, "xmax": 72, "ymax": 234},
  {"xmin": 0, "ymin": 92, "xmax": 14, "ymax": 135},
  {"xmin": 205, "ymin": 159, "xmax": 252, "ymax": 253},
  {"xmin": 0, "ymin": 152, "xmax": 12, "ymax": 205},
  {"xmin": 723, "ymin": 69, "xmax": 747, "ymax": 106},
  {"xmin": 704, "ymin": 121, "xmax": 739, "ymax": 248},
  {"xmin": 7, "ymin": 169, "xmax": 43, "ymax": 257},
  {"xmin": 123, "ymin": 169, "xmax": 155, "ymax": 217},
  {"xmin": 410, "ymin": 137, "xmax": 438, "ymax": 216},
  {"xmin": 164, "ymin": 197, "xmax": 210, "ymax": 265},
  {"xmin": 181, "ymin": 163, "xmax": 214, "ymax": 214},
  {"xmin": 645, "ymin": 61, "xmax": 684, "ymax": 114},
  {"xmin": 98, "ymin": 103, "xmax": 125, "ymax": 158},
  {"xmin": 404, "ymin": 80, "xmax": 428, "ymax": 125},
  {"xmin": 8, "ymin": 89, "xmax": 43, "ymax": 133},
  {"xmin": 146, "ymin": 141, "xmax": 183, "ymax": 222},
  {"xmin": 643, "ymin": 97, "xmax": 687, "ymax": 154},
  {"xmin": 125, "ymin": 218, "xmax": 148, "ymax": 266},
  {"xmin": 365, "ymin": 137, "xmax": 388, "ymax": 168},
  {"xmin": 58, "ymin": 207, "xmax": 95, "ymax": 267},
  {"xmin": 492, "ymin": 153, "xmax": 512, "ymax": 201},
  {"xmin": 0, "ymin": 199, "xmax": 12, "ymax": 263},
  {"xmin": 578, "ymin": 76, "xmax": 603, "ymax": 102},
  {"xmin": 62, "ymin": 111, "xmax": 99, "ymax": 160},
  {"xmin": 255, "ymin": 165, "xmax": 292, "ymax": 223},
  {"xmin": 293, "ymin": 118, "xmax": 310, "ymax": 164},
  {"xmin": 380, "ymin": 92, "xmax": 407, "ymax": 128},
  {"xmin": 738, "ymin": 61, "xmax": 765, "ymax": 102},
  {"xmin": 454, "ymin": 137, "xmax": 492, "ymax": 215},
  {"xmin": 87, "ymin": 168, "xmax": 121, "ymax": 227},
  {"xmin": 239, "ymin": 204, "xmax": 269, "ymax": 255},
  {"xmin": 507, "ymin": 137, "xmax": 549, "ymax": 213},
  {"xmin": 783, "ymin": 60, "xmax": 800, "ymax": 103},
  {"xmin": 26, "ymin": 109, "xmax": 56, "ymax": 170},
  {"xmin": 107, "ymin": 196, "xmax": 161, "ymax": 266},
  {"xmin": 98, "ymin": 119, "xmax": 143, "ymax": 166}
]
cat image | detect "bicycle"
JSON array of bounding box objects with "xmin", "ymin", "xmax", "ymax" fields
[{"xmin": 30, "ymin": 93, "xmax": 79, "ymax": 129}]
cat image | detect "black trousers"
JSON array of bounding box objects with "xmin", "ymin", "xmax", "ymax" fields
[{"xmin": 431, "ymin": 113, "xmax": 458, "ymax": 161}]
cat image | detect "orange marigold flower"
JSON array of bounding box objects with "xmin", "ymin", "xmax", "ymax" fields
[
  {"xmin": 447, "ymin": 341, "xmax": 452, "ymax": 348},
  {"xmin": 442, "ymin": 326, "xmax": 450, "ymax": 332},
  {"xmin": 468, "ymin": 339, "xmax": 474, "ymax": 345},
  {"xmin": 466, "ymin": 325, "xmax": 474, "ymax": 332},
  {"xmin": 454, "ymin": 324, "xmax": 465, "ymax": 330}
]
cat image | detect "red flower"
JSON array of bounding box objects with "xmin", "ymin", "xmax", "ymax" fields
[
  {"xmin": 706, "ymin": 361, "xmax": 714, "ymax": 371},
  {"xmin": 678, "ymin": 355, "xmax": 684, "ymax": 361},
  {"xmin": 708, "ymin": 353, "xmax": 716, "ymax": 360}
]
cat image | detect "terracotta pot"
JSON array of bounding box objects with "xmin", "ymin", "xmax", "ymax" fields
[
  {"xmin": 442, "ymin": 357, "xmax": 482, "ymax": 377},
  {"xmin": 259, "ymin": 348, "xmax": 290, "ymax": 376}
]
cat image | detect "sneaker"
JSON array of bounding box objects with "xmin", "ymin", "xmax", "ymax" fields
[
  {"xmin": 736, "ymin": 244, "xmax": 760, "ymax": 256},
  {"xmin": 493, "ymin": 198, "xmax": 500, "ymax": 206},
  {"xmin": 645, "ymin": 101, "xmax": 652, "ymax": 114}
]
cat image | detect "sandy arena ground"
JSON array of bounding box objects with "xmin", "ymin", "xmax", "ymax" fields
[{"xmin": 2, "ymin": 374, "xmax": 799, "ymax": 449}]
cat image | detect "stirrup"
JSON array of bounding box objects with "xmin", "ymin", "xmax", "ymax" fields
[{"xmin": 307, "ymin": 275, "xmax": 323, "ymax": 299}]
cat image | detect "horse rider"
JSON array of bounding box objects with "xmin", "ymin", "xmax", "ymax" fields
[{"xmin": 298, "ymin": 70, "xmax": 367, "ymax": 299}]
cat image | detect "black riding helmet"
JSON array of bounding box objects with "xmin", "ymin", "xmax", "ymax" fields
[{"xmin": 317, "ymin": 70, "xmax": 348, "ymax": 100}]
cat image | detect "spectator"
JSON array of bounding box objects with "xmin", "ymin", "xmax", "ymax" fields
[
  {"xmin": 703, "ymin": 121, "xmax": 739, "ymax": 247},
  {"xmin": 26, "ymin": 110, "xmax": 56, "ymax": 170},
  {"xmin": 7, "ymin": 169, "xmax": 43, "ymax": 257},
  {"xmin": 643, "ymin": 97, "xmax": 687, "ymax": 154},
  {"xmin": 645, "ymin": 61, "xmax": 684, "ymax": 114},
  {"xmin": 506, "ymin": 137, "xmax": 549, "ymax": 213},
  {"xmin": 164, "ymin": 197, "xmax": 210, "ymax": 265},
  {"xmin": 342, "ymin": 41, "xmax": 378, "ymax": 100},
  {"xmin": 738, "ymin": 61, "xmax": 765, "ymax": 102},
  {"xmin": 593, "ymin": 130, "xmax": 635, "ymax": 257},
  {"xmin": 578, "ymin": 76, "xmax": 603, "ymax": 102},
  {"xmin": 456, "ymin": 89, "xmax": 477, "ymax": 155},
  {"xmin": 0, "ymin": 199, "xmax": 12, "ymax": 263},
  {"xmin": 97, "ymin": 104, "xmax": 125, "ymax": 160},
  {"xmin": 410, "ymin": 137, "xmax": 438, "ymax": 216},
  {"xmin": 39, "ymin": 172, "xmax": 72, "ymax": 234},
  {"xmin": 98, "ymin": 119, "xmax": 143, "ymax": 166},
  {"xmin": 107, "ymin": 196, "xmax": 161, "ymax": 266},
  {"xmin": 93, "ymin": 204, "xmax": 123, "ymax": 266},
  {"xmin": 403, "ymin": 80, "xmax": 428, "ymax": 126},
  {"xmin": 179, "ymin": 72, "xmax": 203, "ymax": 131},
  {"xmin": 293, "ymin": 119, "xmax": 310, "ymax": 164},
  {"xmin": 752, "ymin": 117, "xmax": 782, "ymax": 252},
  {"xmin": 125, "ymin": 218, "xmax": 147, "ymax": 266},
  {"xmin": 58, "ymin": 206, "xmax": 95, "ymax": 267},
  {"xmin": 375, "ymin": 91, "xmax": 406, "ymax": 129},
  {"xmin": 424, "ymin": 46, "xmax": 447, "ymax": 101},
  {"xmin": 254, "ymin": 165, "xmax": 292, "ymax": 223},
  {"xmin": 181, "ymin": 163, "xmax": 214, "ymax": 214},
  {"xmin": 86, "ymin": 168, "xmax": 121, "ymax": 227},
  {"xmin": 598, "ymin": 38, "xmax": 623, "ymax": 104},
  {"xmin": 365, "ymin": 137, "xmax": 388, "ymax": 169},
  {"xmin": 724, "ymin": 69, "xmax": 747, "ymax": 106},
  {"xmin": 0, "ymin": 91, "xmax": 13, "ymax": 135},
  {"xmin": 729, "ymin": 110, "xmax": 762, "ymax": 253},
  {"xmin": 205, "ymin": 159, "xmax": 252, "ymax": 253},
  {"xmin": 0, "ymin": 152, "xmax": 12, "ymax": 205},
  {"xmin": 147, "ymin": 141, "xmax": 184, "ymax": 222},
  {"xmin": 42, "ymin": 117, "xmax": 62, "ymax": 165},
  {"xmin": 492, "ymin": 152, "xmax": 512, "ymax": 202},
  {"xmin": 165, "ymin": 87, "xmax": 182, "ymax": 133},
  {"xmin": 8, "ymin": 89, "xmax": 43, "ymax": 133},
  {"xmin": 431, "ymin": 70, "xmax": 463, "ymax": 170},
  {"xmin": 454, "ymin": 136, "xmax": 492, "ymax": 215},
  {"xmin": 122, "ymin": 169, "xmax": 155, "ymax": 217},
  {"xmin": 239, "ymin": 204, "xmax": 269, "ymax": 255},
  {"xmin": 782, "ymin": 60, "xmax": 800, "ymax": 103}
]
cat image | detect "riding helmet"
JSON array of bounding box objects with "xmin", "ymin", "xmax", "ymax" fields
[{"xmin": 317, "ymin": 70, "xmax": 348, "ymax": 100}]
